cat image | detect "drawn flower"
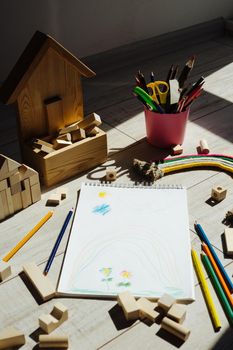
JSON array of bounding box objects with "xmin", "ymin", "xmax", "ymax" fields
[
  {"xmin": 120, "ymin": 270, "xmax": 132, "ymax": 279},
  {"xmin": 99, "ymin": 267, "xmax": 113, "ymax": 290},
  {"xmin": 117, "ymin": 270, "xmax": 132, "ymax": 287}
]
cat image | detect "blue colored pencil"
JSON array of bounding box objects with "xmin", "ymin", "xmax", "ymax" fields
[
  {"xmin": 43, "ymin": 209, "xmax": 73, "ymax": 275},
  {"xmin": 194, "ymin": 222, "xmax": 233, "ymax": 292}
]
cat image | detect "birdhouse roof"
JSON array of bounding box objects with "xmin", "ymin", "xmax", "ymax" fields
[{"xmin": 0, "ymin": 31, "xmax": 96, "ymax": 104}]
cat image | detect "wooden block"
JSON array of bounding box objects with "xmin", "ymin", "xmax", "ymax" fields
[
  {"xmin": 106, "ymin": 167, "xmax": 117, "ymax": 181},
  {"xmin": 21, "ymin": 178, "xmax": 32, "ymax": 208},
  {"xmin": 56, "ymin": 133, "xmax": 72, "ymax": 142},
  {"xmin": 136, "ymin": 297, "xmax": 159, "ymax": 322},
  {"xmin": 0, "ymin": 192, "xmax": 6, "ymax": 220},
  {"xmin": 70, "ymin": 128, "xmax": 86, "ymax": 142},
  {"xmin": 85, "ymin": 126, "xmax": 99, "ymax": 137},
  {"xmin": 30, "ymin": 182, "xmax": 41, "ymax": 203},
  {"xmin": 39, "ymin": 334, "xmax": 68, "ymax": 348},
  {"xmin": 0, "ymin": 261, "xmax": 11, "ymax": 282},
  {"xmin": 117, "ymin": 291, "xmax": 139, "ymax": 320},
  {"xmin": 0, "ymin": 190, "xmax": 10, "ymax": 218},
  {"xmin": 157, "ymin": 293, "xmax": 176, "ymax": 312},
  {"xmin": 9, "ymin": 171, "xmax": 21, "ymax": 187},
  {"xmin": 199, "ymin": 139, "xmax": 209, "ymax": 154},
  {"xmin": 10, "ymin": 182, "xmax": 22, "ymax": 195},
  {"xmin": 6, "ymin": 157, "xmax": 20, "ymax": 172},
  {"xmin": 77, "ymin": 112, "xmax": 101, "ymax": 130},
  {"xmin": 0, "ymin": 326, "xmax": 25, "ymax": 349},
  {"xmin": 41, "ymin": 144, "xmax": 55, "ymax": 154},
  {"xmin": 23, "ymin": 262, "xmax": 56, "ymax": 301},
  {"xmin": 56, "ymin": 187, "xmax": 68, "ymax": 200},
  {"xmin": 59, "ymin": 121, "xmax": 79, "ymax": 135},
  {"xmin": 161, "ymin": 317, "xmax": 190, "ymax": 341},
  {"xmin": 39, "ymin": 302, "xmax": 68, "ymax": 333},
  {"xmin": 167, "ymin": 303, "xmax": 186, "ymax": 323},
  {"xmin": 53, "ymin": 139, "xmax": 72, "ymax": 150},
  {"xmin": 172, "ymin": 145, "xmax": 183, "ymax": 155},
  {"xmin": 5, "ymin": 187, "xmax": 14, "ymax": 215},
  {"xmin": 224, "ymin": 228, "xmax": 233, "ymax": 255},
  {"xmin": 0, "ymin": 156, "xmax": 9, "ymax": 180},
  {"xmin": 0, "ymin": 179, "xmax": 7, "ymax": 191},
  {"xmin": 211, "ymin": 186, "xmax": 227, "ymax": 202},
  {"xmin": 44, "ymin": 96, "xmax": 64, "ymax": 135},
  {"xmin": 46, "ymin": 194, "xmax": 60, "ymax": 206},
  {"xmin": 33, "ymin": 138, "xmax": 54, "ymax": 150},
  {"xmin": 29, "ymin": 173, "xmax": 40, "ymax": 186},
  {"xmin": 12, "ymin": 192, "xmax": 23, "ymax": 212}
]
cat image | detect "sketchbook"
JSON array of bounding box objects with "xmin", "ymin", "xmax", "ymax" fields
[{"xmin": 57, "ymin": 182, "xmax": 195, "ymax": 301}]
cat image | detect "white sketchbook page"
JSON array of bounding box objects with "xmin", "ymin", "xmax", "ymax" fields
[{"xmin": 57, "ymin": 183, "xmax": 194, "ymax": 301}]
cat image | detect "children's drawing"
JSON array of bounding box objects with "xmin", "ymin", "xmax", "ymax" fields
[{"xmin": 57, "ymin": 183, "xmax": 194, "ymax": 301}]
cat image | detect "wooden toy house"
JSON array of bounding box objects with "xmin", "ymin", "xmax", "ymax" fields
[
  {"xmin": 0, "ymin": 154, "xmax": 41, "ymax": 221},
  {"xmin": 0, "ymin": 31, "xmax": 107, "ymax": 187}
]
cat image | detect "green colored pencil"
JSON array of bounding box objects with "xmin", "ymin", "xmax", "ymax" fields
[{"xmin": 201, "ymin": 253, "xmax": 233, "ymax": 325}]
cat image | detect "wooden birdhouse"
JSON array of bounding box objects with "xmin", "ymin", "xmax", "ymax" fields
[
  {"xmin": 0, "ymin": 154, "xmax": 41, "ymax": 221},
  {"xmin": 0, "ymin": 31, "xmax": 107, "ymax": 187}
]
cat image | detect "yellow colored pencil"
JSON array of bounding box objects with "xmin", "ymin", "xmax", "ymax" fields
[
  {"xmin": 191, "ymin": 248, "xmax": 221, "ymax": 331},
  {"xmin": 3, "ymin": 211, "xmax": 53, "ymax": 262}
]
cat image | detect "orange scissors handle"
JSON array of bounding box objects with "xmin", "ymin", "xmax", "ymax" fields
[{"xmin": 147, "ymin": 81, "xmax": 169, "ymax": 105}]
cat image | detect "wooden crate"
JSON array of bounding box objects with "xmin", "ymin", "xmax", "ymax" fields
[{"xmin": 0, "ymin": 31, "xmax": 108, "ymax": 186}]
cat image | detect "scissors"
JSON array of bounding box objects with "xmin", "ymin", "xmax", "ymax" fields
[
  {"xmin": 133, "ymin": 86, "xmax": 164, "ymax": 113},
  {"xmin": 147, "ymin": 81, "xmax": 169, "ymax": 105}
]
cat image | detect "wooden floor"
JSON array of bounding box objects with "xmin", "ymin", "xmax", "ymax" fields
[{"xmin": 1, "ymin": 18, "xmax": 233, "ymax": 349}]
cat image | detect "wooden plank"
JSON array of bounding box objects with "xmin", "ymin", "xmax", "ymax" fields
[{"xmin": 44, "ymin": 96, "xmax": 64, "ymax": 135}]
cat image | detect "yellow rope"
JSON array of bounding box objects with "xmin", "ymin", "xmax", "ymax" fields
[{"xmin": 162, "ymin": 161, "xmax": 233, "ymax": 175}]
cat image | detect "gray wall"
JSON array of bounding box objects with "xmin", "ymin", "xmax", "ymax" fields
[{"xmin": 0, "ymin": 0, "xmax": 233, "ymax": 81}]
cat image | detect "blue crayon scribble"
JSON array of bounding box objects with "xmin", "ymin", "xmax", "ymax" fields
[{"xmin": 92, "ymin": 203, "xmax": 111, "ymax": 215}]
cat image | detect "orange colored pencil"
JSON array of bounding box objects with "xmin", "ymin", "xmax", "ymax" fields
[{"xmin": 202, "ymin": 243, "xmax": 233, "ymax": 308}]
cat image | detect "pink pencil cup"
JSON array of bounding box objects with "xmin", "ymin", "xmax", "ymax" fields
[{"xmin": 144, "ymin": 108, "xmax": 189, "ymax": 148}]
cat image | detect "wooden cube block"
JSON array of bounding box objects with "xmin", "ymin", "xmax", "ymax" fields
[
  {"xmin": 0, "ymin": 261, "xmax": 11, "ymax": 282},
  {"xmin": 136, "ymin": 297, "xmax": 159, "ymax": 322},
  {"xmin": 199, "ymin": 139, "xmax": 209, "ymax": 154},
  {"xmin": 70, "ymin": 128, "xmax": 86, "ymax": 142},
  {"xmin": 106, "ymin": 167, "xmax": 117, "ymax": 181},
  {"xmin": 172, "ymin": 145, "xmax": 183, "ymax": 156},
  {"xmin": 158, "ymin": 293, "xmax": 176, "ymax": 312},
  {"xmin": 167, "ymin": 303, "xmax": 186, "ymax": 323},
  {"xmin": 46, "ymin": 194, "xmax": 60, "ymax": 206},
  {"xmin": 0, "ymin": 327, "xmax": 25, "ymax": 349},
  {"xmin": 224, "ymin": 228, "xmax": 233, "ymax": 255},
  {"xmin": 117, "ymin": 291, "xmax": 139, "ymax": 320},
  {"xmin": 161, "ymin": 317, "xmax": 190, "ymax": 341},
  {"xmin": 211, "ymin": 186, "xmax": 227, "ymax": 202}
]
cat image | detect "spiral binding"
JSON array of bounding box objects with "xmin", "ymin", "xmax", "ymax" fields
[{"xmin": 84, "ymin": 182, "xmax": 184, "ymax": 189}]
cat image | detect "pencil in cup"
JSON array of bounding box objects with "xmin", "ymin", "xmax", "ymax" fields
[
  {"xmin": 191, "ymin": 249, "xmax": 221, "ymax": 331},
  {"xmin": 43, "ymin": 209, "xmax": 73, "ymax": 275},
  {"xmin": 3, "ymin": 211, "xmax": 53, "ymax": 262},
  {"xmin": 201, "ymin": 253, "xmax": 233, "ymax": 325}
]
